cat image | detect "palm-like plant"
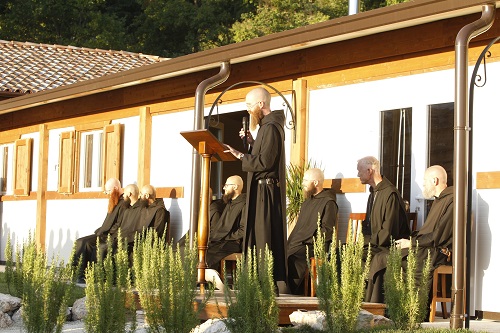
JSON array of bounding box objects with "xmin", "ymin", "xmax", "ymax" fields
[{"xmin": 285, "ymin": 160, "xmax": 319, "ymax": 225}]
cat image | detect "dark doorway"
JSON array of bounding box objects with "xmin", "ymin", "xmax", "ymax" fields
[{"xmin": 206, "ymin": 110, "xmax": 249, "ymax": 199}]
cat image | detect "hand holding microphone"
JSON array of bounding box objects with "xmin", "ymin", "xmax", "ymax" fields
[
  {"xmin": 242, "ymin": 116, "xmax": 248, "ymax": 150},
  {"xmin": 240, "ymin": 116, "xmax": 254, "ymax": 149}
]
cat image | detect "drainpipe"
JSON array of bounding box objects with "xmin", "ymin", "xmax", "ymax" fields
[
  {"xmin": 453, "ymin": 3, "xmax": 494, "ymax": 329},
  {"xmin": 348, "ymin": 0, "xmax": 359, "ymax": 15},
  {"xmin": 189, "ymin": 61, "xmax": 230, "ymax": 248}
]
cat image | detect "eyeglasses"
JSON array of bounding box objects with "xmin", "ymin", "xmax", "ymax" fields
[
  {"xmin": 103, "ymin": 189, "xmax": 111, "ymax": 195},
  {"xmin": 223, "ymin": 184, "xmax": 236, "ymax": 188},
  {"xmin": 245, "ymin": 101, "xmax": 261, "ymax": 109}
]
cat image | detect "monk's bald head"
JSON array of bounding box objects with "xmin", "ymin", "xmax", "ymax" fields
[{"xmin": 423, "ymin": 165, "xmax": 448, "ymax": 199}]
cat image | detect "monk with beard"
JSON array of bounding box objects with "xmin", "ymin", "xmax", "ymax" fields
[
  {"xmin": 286, "ymin": 168, "xmax": 338, "ymax": 295},
  {"xmin": 72, "ymin": 178, "xmax": 127, "ymax": 282},
  {"xmin": 206, "ymin": 175, "xmax": 246, "ymax": 270},
  {"xmin": 135, "ymin": 184, "xmax": 169, "ymax": 240},
  {"xmin": 224, "ymin": 87, "xmax": 287, "ymax": 294}
]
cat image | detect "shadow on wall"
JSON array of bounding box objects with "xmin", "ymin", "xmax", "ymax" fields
[
  {"xmin": 167, "ymin": 198, "xmax": 183, "ymax": 243},
  {"xmin": 47, "ymin": 228, "xmax": 77, "ymax": 262},
  {"xmin": 334, "ymin": 173, "xmax": 353, "ymax": 244},
  {"xmin": 0, "ymin": 223, "xmax": 15, "ymax": 263},
  {"xmin": 474, "ymin": 193, "xmax": 492, "ymax": 309}
]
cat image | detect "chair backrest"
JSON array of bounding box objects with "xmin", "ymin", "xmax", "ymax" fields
[
  {"xmin": 346, "ymin": 212, "xmax": 366, "ymax": 243},
  {"xmin": 407, "ymin": 212, "xmax": 418, "ymax": 232}
]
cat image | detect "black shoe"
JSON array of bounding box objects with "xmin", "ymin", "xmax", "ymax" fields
[{"xmin": 274, "ymin": 283, "xmax": 280, "ymax": 297}]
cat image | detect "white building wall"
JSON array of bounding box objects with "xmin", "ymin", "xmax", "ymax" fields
[
  {"xmin": 151, "ymin": 110, "xmax": 194, "ymax": 243},
  {"xmin": 45, "ymin": 199, "xmax": 107, "ymax": 260},
  {"xmin": 0, "ymin": 200, "xmax": 37, "ymax": 261}
]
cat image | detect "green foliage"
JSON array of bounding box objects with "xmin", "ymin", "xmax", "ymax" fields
[
  {"xmin": 285, "ymin": 160, "xmax": 320, "ymax": 225},
  {"xmin": 230, "ymin": 0, "xmax": 347, "ymax": 42},
  {"xmin": 4, "ymin": 232, "xmax": 17, "ymax": 296},
  {"xmin": 0, "ymin": 0, "xmax": 398, "ymax": 57},
  {"xmin": 312, "ymin": 218, "xmax": 370, "ymax": 333},
  {"xmin": 224, "ymin": 246, "xmax": 279, "ymax": 333},
  {"xmin": 84, "ymin": 231, "xmax": 136, "ymax": 333},
  {"xmin": 132, "ymin": 230, "xmax": 206, "ymax": 333},
  {"xmin": 15, "ymin": 232, "xmax": 77, "ymax": 333},
  {"xmin": 384, "ymin": 239, "xmax": 432, "ymax": 330}
]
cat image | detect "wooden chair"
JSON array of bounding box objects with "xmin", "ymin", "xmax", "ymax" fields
[
  {"xmin": 346, "ymin": 212, "xmax": 366, "ymax": 243},
  {"xmin": 304, "ymin": 212, "xmax": 366, "ymax": 297},
  {"xmin": 429, "ymin": 265, "xmax": 452, "ymax": 322},
  {"xmin": 220, "ymin": 252, "xmax": 242, "ymax": 287},
  {"xmin": 407, "ymin": 212, "xmax": 418, "ymax": 232},
  {"xmin": 304, "ymin": 257, "xmax": 319, "ymax": 296}
]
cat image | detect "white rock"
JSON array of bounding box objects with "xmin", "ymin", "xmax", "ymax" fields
[
  {"xmin": 191, "ymin": 318, "xmax": 231, "ymax": 333},
  {"xmin": 0, "ymin": 293, "xmax": 21, "ymax": 313},
  {"xmin": 289, "ymin": 310, "xmax": 326, "ymax": 330},
  {"xmin": 0, "ymin": 312, "xmax": 13, "ymax": 328},
  {"xmin": 289, "ymin": 308, "xmax": 392, "ymax": 331},
  {"xmin": 356, "ymin": 309, "xmax": 374, "ymax": 330},
  {"xmin": 72, "ymin": 297, "xmax": 87, "ymax": 321}
]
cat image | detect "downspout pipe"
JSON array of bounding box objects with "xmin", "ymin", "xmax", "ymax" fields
[
  {"xmin": 189, "ymin": 61, "xmax": 230, "ymax": 248},
  {"xmin": 349, "ymin": 0, "xmax": 360, "ymax": 15},
  {"xmin": 453, "ymin": 3, "xmax": 494, "ymax": 329}
]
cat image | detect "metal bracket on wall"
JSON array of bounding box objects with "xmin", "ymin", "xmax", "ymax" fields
[{"xmin": 204, "ymin": 81, "xmax": 296, "ymax": 143}]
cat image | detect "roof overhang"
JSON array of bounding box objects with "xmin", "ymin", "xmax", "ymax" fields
[{"xmin": 0, "ymin": 0, "xmax": 497, "ymax": 116}]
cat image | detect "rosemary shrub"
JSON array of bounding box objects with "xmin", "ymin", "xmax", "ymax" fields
[
  {"xmin": 84, "ymin": 231, "xmax": 136, "ymax": 333},
  {"xmin": 223, "ymin": 246, "xmax": 279, "ymax": 333},
  {"xmin": 311, "ymin": 218, "xmax": 370, "ymax": 333},
  {"xmin": 384, "ymin": 239, "xmax": 432, "ymax": 330},
  {"xmin": 132, "ymin": 230, "xmax": 205, "ymax": 333},
  {"xmin": 4, "ymin": 233, "xmax": 25, "ymax": 297},
  {"xmin": 17, "ymin": 232, "xmax": 76, "ymax": 333}
]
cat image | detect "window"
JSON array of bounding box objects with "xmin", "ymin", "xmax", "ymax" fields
[
  {"xmin": 426, "ymin": 103, "xmax": 454, "ymax": 215},
  {"xmin": 13, "ymin": 138, "xmax": 33, "ymax": 196},
  {"xmin": 380, "ymin": 108, "xmax": 412, "ymax": 200},
  {"xmin": 78, "ymin": 130, "xmax": 103, "ymax": 191},
  {"xmin": 59, "ymin": 123, "xmax": 121, "ymax": 193},
  {"xmin": 0, "ymin": 144, "xmax": 12, "ymax": 194},
  {"xmin": 428, "ymin": 103, "xmax": 454, "ymax": 186}
]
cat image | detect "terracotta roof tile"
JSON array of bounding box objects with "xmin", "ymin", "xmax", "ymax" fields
[{"xmin": 0, "ymin": 40, "xmax": 166, "ymax": 93}]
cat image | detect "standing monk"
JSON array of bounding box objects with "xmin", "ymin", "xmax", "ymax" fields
[{"xmin": 224, "ymin": 87, "xmax": 287, "ymax": 288}]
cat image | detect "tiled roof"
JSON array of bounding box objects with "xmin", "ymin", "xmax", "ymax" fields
[{"xmin": 0, "ymin": 40, "xmax": 166, "ymax": 94}]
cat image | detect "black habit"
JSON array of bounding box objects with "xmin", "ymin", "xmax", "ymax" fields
[
  {"xmin": 365, "ymin": 186, "xmax": 454, "ymax": 303},
  {"xmin": 206, "ymin": 193, "xmax": 247, "ymax": 269},
  {"xmin": 286, "ymin": 189, "xmax": 338, "ymax": 294},
  {"xmin": 241, "ymin": 109, "xmax": 287, "ymax": 282}
]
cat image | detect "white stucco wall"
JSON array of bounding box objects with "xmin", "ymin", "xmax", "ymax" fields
[{"xmin": 151, "ymin": 110, "xmax": 194, "ymax": 242}]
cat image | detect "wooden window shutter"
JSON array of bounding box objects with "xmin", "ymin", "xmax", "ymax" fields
[
  {"xmin": 58, "ymin": 131, "xmax": 75, "ymax": 193},
  {"xmin": 13, "ymin": 138, "xmax": 33, "ymax": 196},
  {"xmin": 102, "ymin": 123, "xmax": 121, "ymax": 185}
]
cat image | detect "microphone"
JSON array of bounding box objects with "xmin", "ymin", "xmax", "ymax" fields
[{"xmin": 242, "ymin": 116, "xmax": 248, "ymax": 150}]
